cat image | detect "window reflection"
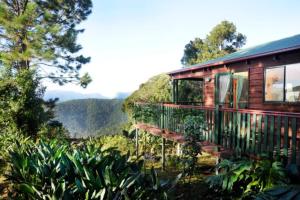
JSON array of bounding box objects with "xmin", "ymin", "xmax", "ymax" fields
[
  {"xmin": 265, "ymin": 67, "xmax": 284, "ymax": 101},
  {"xmin": 286, "ymin": 63, "xmax": 300, "ymax": 102}
]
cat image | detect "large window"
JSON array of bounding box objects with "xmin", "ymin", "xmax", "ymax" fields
[{"xmin": 264, "ymin": 63, "xmax": 300, "ymax": 102}]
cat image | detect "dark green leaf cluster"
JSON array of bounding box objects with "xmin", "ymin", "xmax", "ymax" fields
[
  {"xmin": 206, "ymin": 158, "xmax": 288, "ymax": 199},
  {"xmin": 7, "ymin": 139, "xmax": 177, "ymax": 199},
  {"xmin": 0, "ymin": 69, "xmax": 56, "ymax": 136},
  {"xmin": 0, "ymin": 131, "xmax": 31, "ymax": 164},
  {"xmin": 183, "ymin": 113, "xmax": 207, "ymax": 141}
]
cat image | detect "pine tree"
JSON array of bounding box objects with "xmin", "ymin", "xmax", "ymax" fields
[
  {"xmin": 0, "ymin": 0, "xmax": 93, "ymax": 136},
  {"xmin": 0, "ymin": 0, "xmax": 93, "ymax": 87}
]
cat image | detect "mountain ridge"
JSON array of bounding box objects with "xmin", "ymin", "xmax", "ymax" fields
[{"xmin": 54, "ymin": 98, "xmax": 127, "ymax": 138}]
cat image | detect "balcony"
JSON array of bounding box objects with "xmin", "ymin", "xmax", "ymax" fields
[{"xmin": 134, "ymin": 102, "xmax": 300, "ymax": 165}]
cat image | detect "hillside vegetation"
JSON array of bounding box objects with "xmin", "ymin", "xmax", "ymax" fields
[
  {"xmin": 123, "ymin": 74, "xmax": 171, "ymax": 116},
  {"xmin": 55, "ymin": 99, "xmax": 127, "ymax": 137}
]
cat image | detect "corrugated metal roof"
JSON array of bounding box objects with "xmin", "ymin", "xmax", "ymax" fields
[{"xmin": 169, "ymin": 34, "xmax": 300, "ymax": 75}]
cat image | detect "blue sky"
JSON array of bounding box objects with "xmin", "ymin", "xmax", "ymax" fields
[{"xmin": 46, "ymin": 0, "xmax": 300, "ymax": 98}]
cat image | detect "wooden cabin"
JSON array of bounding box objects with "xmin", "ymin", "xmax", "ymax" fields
[
  {"xmin": 135, "ymin": 34, "xmax": 300, "ymax": 165},
  {"xmin": 170, "ymin": 34, "xmax": 300, "ymax": 112}
]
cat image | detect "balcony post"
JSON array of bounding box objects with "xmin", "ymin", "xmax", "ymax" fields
[
  {"xmin": 214, "ymin": 107, "xmax": 221, "ymax": 145},
  {"xmin": 172, "ymin": 79, "xmax": 175, "ymax": 103},
  {"xmin": 175, "ymin": 79, "xmax": 179, "ymax": 103}
]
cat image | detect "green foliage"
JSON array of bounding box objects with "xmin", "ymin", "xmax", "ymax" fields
[
  {"xmin": 0, "ymin": 131, "xmax": 32, "ymax": 163},
  {"xmin": 139, "ymin": 131, "xmax": 162, "ymax": 157},
  {"xmin": 7, "ymin": 139, "xmax": 177, "ymax": 199},
  {"xmin": 55, "ymin": 99, "xmax": 127, "ymax": 137},
  {"xmin": 0, "ymin": 0, "xmax": 93, "ymax": 137},
  {"xmin": 123, "ymin": 74, "xmax": 171, "ymax": 117},
  {"xmin": 89, "ymin": 135, "xmax": 135, "ymax": 155},
  {"xmin": 206, "ymin": 158, "xmax": 288, "ymax": 198},
  {"xmin": 37, "ymin": 120, "xmax": 70, "ymax": 141},
  {"xmin": 183, "ymin": 114, "xmax": 206, "ymax": 141},
  {"xmin": 132, "ymin": 103, "xmax": 162, "ymax": 127},
  {"xmin": 0, "ymin": 69, "xmax": 55, "ymax": 136},
  {"xmin": 178, "ymin": 80, "xmax": 203, "ymax": 103},
  {"xmin": 0, "ymin": 0, "xmax": 92, "ymax": 86},
  {"xmin": 181, "ymin": 20, "xmax": 246, "ymax": 66},
  {"xmin": 180, "ymin": 140, "xmax": 201, "ymax": 181},
  {"xmin": 179, "ymin": 115, "xmax": 205, "ymax": 182},
  {"xmin": 256, "ymin": 185, "xmax": 300, "ymax": 200}
]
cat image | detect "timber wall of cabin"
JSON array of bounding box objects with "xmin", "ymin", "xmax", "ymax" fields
[{"xmin": 172, "ymin": 49, "xmax": 300, "ymax": 112}]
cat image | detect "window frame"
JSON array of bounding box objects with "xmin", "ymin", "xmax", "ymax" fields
[{"xmin": 264, "ymin": 63, "xmax": 300, "ymax": 104}]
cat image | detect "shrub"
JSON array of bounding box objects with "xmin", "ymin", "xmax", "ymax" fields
[
  {"xmin": 206, "ymin": 158, "xmax": 288, "ymax": 198},
  {"xmin": 89, "ymin": 135, "xmax": 135, "ymax": 155},
  {"xmin": 37, "ymin": 120, "xmax": 70, "ymax": 141}
]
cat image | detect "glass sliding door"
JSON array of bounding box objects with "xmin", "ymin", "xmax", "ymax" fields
[{"xmin": 215, "ymin": 71, "xmax": 248, "ymax": 109}]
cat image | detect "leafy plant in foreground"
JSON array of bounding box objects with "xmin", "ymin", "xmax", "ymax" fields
[
  {"xmin": 7, "ymin": 139, "xmax": 179, "ymax": 199},
  {"xmin": 206, "ymin": 158, "xmax": 288, "ymax": 199},
  {"xmin": 180, "ymin": 115, "xmax": 203, "ymax": 182},
  {"xmin": 256, "ymin": 185, "xmax": 300, "ymax": 200}
]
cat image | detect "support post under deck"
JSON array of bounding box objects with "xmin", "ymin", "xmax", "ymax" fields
[{"xmin": 162, "ymin": 137, "xmax": 166, "ymax": 171}]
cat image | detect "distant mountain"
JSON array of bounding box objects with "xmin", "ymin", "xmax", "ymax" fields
[
  {"xmin": 54, "ymin": 99, "xmax": 127, "ymax": 138},
  {"xmin": 114, "ymin": 92, "xmax": 131, "ymax": 99},
  {"xmin": 45, "ymin": 90, "xmax": 107, "ymax": 102}
]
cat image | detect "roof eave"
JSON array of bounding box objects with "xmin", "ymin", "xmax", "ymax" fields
[{"xmin": 168, "ymin": 45, "xmax": 300, "ymax": 76}]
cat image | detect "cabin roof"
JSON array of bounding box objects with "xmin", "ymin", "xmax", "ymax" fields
[{"xmin": 169, "ymin": 34, "xmax": 300, "ymax": 75}]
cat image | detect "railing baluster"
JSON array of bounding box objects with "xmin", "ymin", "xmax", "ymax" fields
[
  {"xmin": 241, "ymin": 113, "xmax": 246, "ymax": 153},
  {"xmin": 276, "ymin": 116, "xmax": 281, "ymax": 159},
  {"xmin": 256, "ymin": 115, "xmax": 262, "ymax": 155},
  {"xmin": 246, "ymin": 113, "xmax": 251, "ymax": 153},
  {"xmin": 269, "ymin": 116, "xmax": 275, "ymax": 158},
  {"xmin": 224, "ymin": 112, "xmax": 228, "ymax": 148},
  {"xmin": 209, "ymin": 110, "xmax": 213, "ymax": 143},
  {"xmin": 220, "ymin": 110, "xmax": 224, "ymax": 145},
  {"xmin": 251, "ymin": 114, "xmax": 257, "ymax": 154},
  {"xmin": 283, "ymin": 116, "xmax": 289, "ymax": 160},
  {"xmin": 232, "ymin": 111, "xmax": 236, "ymax": 149},
  {"xmin": 291, "ymin": 117, "xmax": 297, "ymax": 164},
  {"xmin": 263, "ymin": 115, "xmax": 268, "ymax": 154},
  {"xmin": 229, "ymin": 111, "xmax": 233, "ymax": 148}
]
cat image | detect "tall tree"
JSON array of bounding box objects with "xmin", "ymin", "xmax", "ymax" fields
[
  {"xmin": 181, "ymin": 20, "xmax": 246, "ymax": 66},
  {"xmin": 0, "ymin": 0, "xmax": 92, "ymax": 87},
  {"xmin": 0, "ymin": 0, "xmax": 93, "ymax": 136}
]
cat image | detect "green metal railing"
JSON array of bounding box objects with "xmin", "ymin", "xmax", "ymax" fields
[{"xmin": 134, "ymin": 102, "xmax": 300, "ymax": 165}]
